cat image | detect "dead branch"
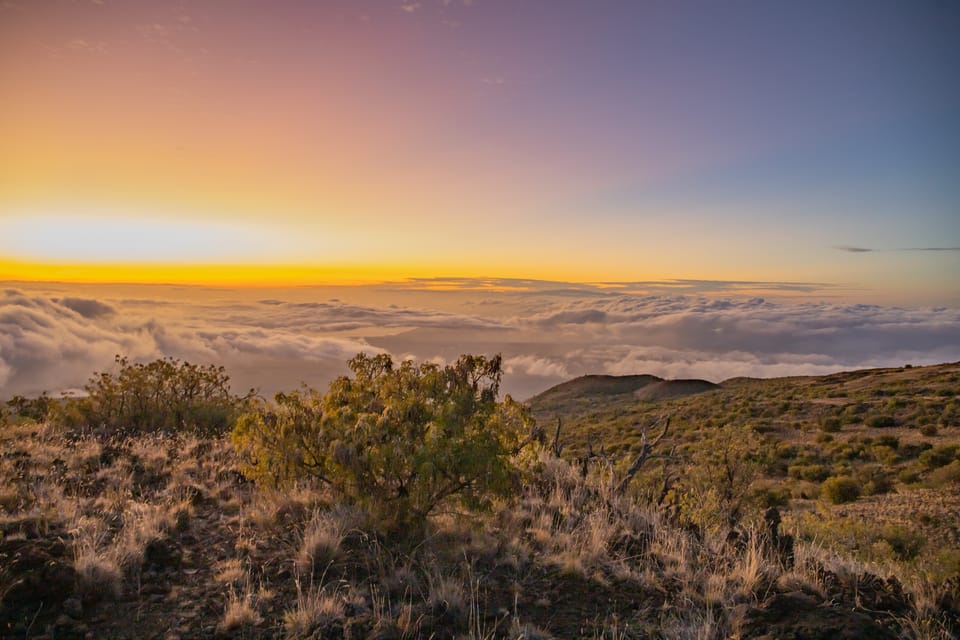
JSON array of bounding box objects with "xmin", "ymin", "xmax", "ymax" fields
[
  {"xmin": 615, "ymin": 416, "xmax": 671, "ymax": 495},
  {"xmin": 551, "ymin": 416, "xmax": 565, "ymax": 457}
]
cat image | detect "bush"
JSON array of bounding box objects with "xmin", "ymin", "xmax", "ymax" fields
[
  {"xmin": 55, "ymin": 356, "xmax": 247, "ymax": 436},
  {"xmin": 788, "ymin": 463, "xmax": 830, "ymax": 482},
  {"xmin": 820, "ymin": 417, "xmax": 842, "ymax": 433},
  {"xmin": 3, "ymin": 393, "xmax": 53, "ymax": 423},
  {"xmin": 866, "ymin": 415, "xmax": 896, "ymax": 428},
  {"xmin": 926, "ymin": 460, "xmax": 960, "ymax": 488},
  {"xmin": 879, "ymin": 524, "xmax": 924, "ymax": 561},
  {"xmin": 874, "ymin": 435, "xmax": 900, "ymax": 449},
  {"xmin": 858, "ymin": 465, "xmax": 894, "ymax": 496},
  {"xmin": 232, "ymin": 354, "xmax": 534, "ymax": 530},
  {"xmin": 821, "ymin": 476, "xmax": 861, "ymax": 504},
  {"xmin": 919, "ymin": 444, "xmax": 960, "ymax": 470}
]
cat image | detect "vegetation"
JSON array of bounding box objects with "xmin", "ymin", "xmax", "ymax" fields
[
  {"xmin": 233, "ymin": 353, "xmax": 534, "ymax": 529},
  {"xmin": 50, "ymin": 355, "xmax": 249, "ymax": 436},
  {"xmin": 820, "ymin": 475, "xmax": 862, "ymax": 504},
  {"xmin": 1, "ymin": 357, "xmax": 959, "ymax": 639}
]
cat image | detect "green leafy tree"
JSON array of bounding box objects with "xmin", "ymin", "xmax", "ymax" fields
[{"xmin": 233, "ymin": 353, "xmax": 535, "ymax": 528}]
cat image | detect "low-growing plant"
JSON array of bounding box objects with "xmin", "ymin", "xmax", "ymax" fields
[
  {"xmin": 820, "ymin": 417, "xmax": 842, "ymax": 433},
  {"xmin": 926, "ymin": 459, "xmax": 960, "ymax": 487},
  {"xmin": 788, "ymin": 463, "xmax": 830, "ymax": 482},
  {"xmin": 820, "ymin": 475, "xmax": 861, "ymax": 504},
  {"xmin": 920, "ymin": 424, "xmax": 939, "ymax": 437},
  {"xmin": 919, "ymin": 444, "xmax": 959, "ymax": 470},
  {"xmin": 866, "ymin": 415, "xmax": 897, "ymax": 428}
]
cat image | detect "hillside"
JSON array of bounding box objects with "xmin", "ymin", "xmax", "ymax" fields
[
  {"xmin": 1, "ymin": 359, "xmax": 959, "ymax": 639},
  {"xmin": 526, "ymin": 373, "xmax": 662, "ymax": 413},
  {"xmin": 528, "ymin": 361, "xmax": 960, "ymax": 572},
  {"xmin": 633, "ymin": 379, "xmax": 719, "ymax": 402},
  {"xmin": 529, "ymin": 362, "xmax": 960, "ymax": 458}
]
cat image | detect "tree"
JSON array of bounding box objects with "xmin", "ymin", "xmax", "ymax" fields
[{"xmin": 232, "ymin": 353, "xmax": 535, "ymax": 528}]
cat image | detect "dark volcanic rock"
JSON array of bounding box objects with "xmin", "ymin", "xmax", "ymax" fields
[
  {"xmin": 0, "ymin": 535, "xmax": 77, "ymax": 634},
  {"xmin": 732, "ymin": 591, "xmax": 899, "ymax": 640},
  {"xmin": 143, "ymin": 538, "xmax": 183, "ymax": 571}
]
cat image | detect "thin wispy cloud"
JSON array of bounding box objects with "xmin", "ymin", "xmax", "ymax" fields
[{"xmin": 834, "ymin": 245, "xmax": 960, "ymax": 253}]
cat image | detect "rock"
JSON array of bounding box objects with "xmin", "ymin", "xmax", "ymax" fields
[
  {"xmin": 809, "ymin": 562, "xmax": 910, "ymax": 614},
  {"xmin": 732, "ymin": 591, "xmax": 899, "ymax": 640},
  {"xmin": 143, "ymin": 538, "xmax": 183, "ymax": 571},
  {"xmin": 63, "ymin": 597, "xmax": 83, "ymax": 619},
  {"xmin": 0, "ymin": 535, "xmax": 77, "ymax": 635}
]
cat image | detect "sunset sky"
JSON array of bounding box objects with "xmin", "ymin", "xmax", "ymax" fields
[
  {"xmin": 2, "ymin": 0, "xmax": 958, "ymax": 301},
  {"xmin": 2, "ymin": 1, "xmax": 960, "ymax": 398}
]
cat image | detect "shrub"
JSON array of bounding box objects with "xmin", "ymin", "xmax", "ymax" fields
[
  {"xmin": 3, "ymin": 393, "xmax": 53, "ymax": 423},
  {"xmin": 753, "ymin": 482, "xmax": 790, "ymax": 508},
  {"xmin": 866, "ymin": 415, "xmax": 896, "ymax": 428},
  {"xmin": 233, "ymin": 354, "xmax": 534, "ymax": 529},
  {"xmin": 55, "ymin": 356, "xmax": 248, "ymax": 436},
  {"xmin": 819, "ymin": 417, "xmax": 842, "ymax": 433},
  {"xmin": 919, "ymin": 444, "xmax": 959, "ymax": 470},
  {"xmin": 857, "ymin": 465, "xmax": 894, "ymax": 496},
  {"xmin": 879, "ymin": 524, "xmax": 924, "ymax": 561},
  {"xmin": 926, "ymin": 460, "xmax": 960, "ymax": 487},
  {"xmin": 874, "ymin": 435, "xmax": 900, "ymax": 449},
  {"xmin": 820, "ymin": 476, "xmax": 861, "ymax": 504},
  {"xmin": 788, "ymin": 463, "xmax": 830, "ymax": 482}
]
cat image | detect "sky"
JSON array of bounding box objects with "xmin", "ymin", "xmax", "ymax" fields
[{"xmin": 1, "ymin": 1, "xmax": 959, "ymax": 398}]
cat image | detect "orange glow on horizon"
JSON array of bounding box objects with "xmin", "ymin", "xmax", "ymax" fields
[{"xmin": 0, "ymin": 257, "xmax": 639, "ymax": 288}]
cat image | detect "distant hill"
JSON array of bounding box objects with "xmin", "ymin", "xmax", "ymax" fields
[
  {"xmin": 526, "ymin": 374, "xmax": 662, "ymax": 415},
  {"xmin": 526, "ymin": 361, "xmax": 960, "ymax": 458},
  {"xmin": 634, "ymin": 378, "xmax": 719, "ymax": 401}
]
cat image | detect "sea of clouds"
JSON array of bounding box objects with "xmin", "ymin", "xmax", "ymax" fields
[{"xmin": 2, "ymin": 281, "xmax": 959, "ymax": 400}]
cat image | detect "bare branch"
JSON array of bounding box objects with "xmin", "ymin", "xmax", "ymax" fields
[
  {"xmin": 551, "ymin": 416, "xmax": 565, "ymax": 457},
  {"xmin": 615, "ymin": 416, "xmax": 671, "ymax": 495}
]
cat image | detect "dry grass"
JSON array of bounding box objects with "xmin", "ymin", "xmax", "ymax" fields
[
  {"xmin": 218, "ymin": 582, "xmax": 263, "ymax": 636},
  {"xmin": 1, "ymin": 397, "xmax": 957, "ymax": 639},
  {"xmin": 283, "ymin": 580, "xmax": 346, "ymax": 639},
  {"xmin": 72, "ymin": 516, "xmax": 124, "ymax": 601},
  {"xmin": 296, "ymin": 508, "xmax": 347, "ymax": 577}
]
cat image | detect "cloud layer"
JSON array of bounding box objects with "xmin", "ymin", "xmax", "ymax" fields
[{"xmin": 2, "ymin": 283, "xmax": 959, "ymax": 401}]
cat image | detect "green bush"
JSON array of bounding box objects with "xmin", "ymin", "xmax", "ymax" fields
[
  {"xmin": 788, "ymin": 463, "xmax": 830, "ymax": 482},
  {"xmin": 753, "ymin": 482, "xmax": 791, "ymax": 508},
  {"xmin": 820, "ymin": 417, "xmax": 842, "ymax": 433},
  {"xmin": 232, "ymin": 354, "xmax": 534, "ymax": 530},
  {"xmin": 926, "ymin": 460, "xmax": 960, "ymax": 487},
  {"xmin": 879, "ymin": 524, "xmax": 924, "ymax": 561},
  {"xmin": 858, "ymin": 465, "xmax": 894, "ymax": 496},
  {"xmin": 821, "ymin": 475, "xmax": 861, "ymax": 504},
  {"xmin": 919, "ymin": 444, "xmax": 960, "ymax": 470},
  {"xmin": 866, "ymin": 415, "xmax": 896, "ymax": 428},
  {"xmin": 3, "ymin": 393, "xmax": 53, "ymax": 423},
  {"xmin": 55, "ymin": 355, "xmax": 246, "ymax": 436},
  {"xmin": 874, "ymin": 435, "xmax": 900, "ymax": 449}
]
